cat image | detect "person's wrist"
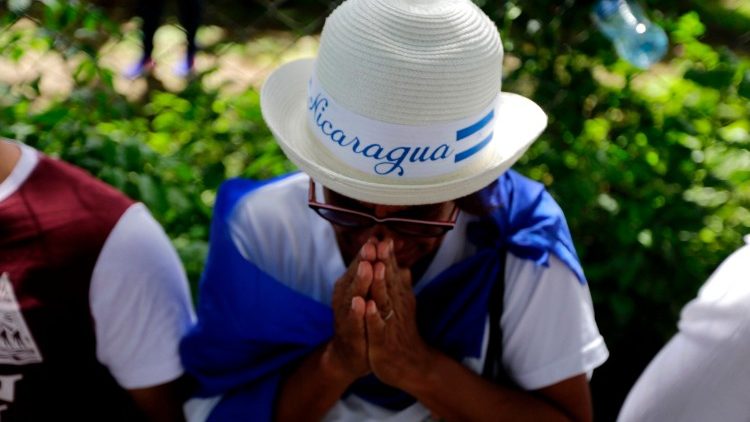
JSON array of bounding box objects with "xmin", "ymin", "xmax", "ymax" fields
[
  {"xmin": 321, "ymin": 342, "xmax": 360, "ymax": 386},
  {"xmin": 397, "ymin": 345, "xmax": 440, "ymax": 395}
]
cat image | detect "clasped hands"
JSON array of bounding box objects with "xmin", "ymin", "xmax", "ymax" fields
[{"xmin": 325, "ymin": 237, "xmax": 434, "ymax": 390}]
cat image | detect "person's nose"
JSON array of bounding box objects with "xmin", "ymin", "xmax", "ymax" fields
[
  {"xmin": 370, "ymin": 222, "xmax": 392, "ymax": 241},
  {"xmin": 369, "ymin": 225, "xmax": 403, "ymax": 260},
  {"xmin": 370, "ymin": 205, "xmax": 395, "ymax": 241}
]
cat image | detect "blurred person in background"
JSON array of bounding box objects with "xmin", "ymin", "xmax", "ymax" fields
[
  {"xmin": 618, "ymin": 235, "xmax": 750, "ymax": 422},
  {"xmin": 124, "ymin": 0, "xmax": 202, "ymax": 79},
  {"xmin": 180, "ymin": 0, "xmax": 609, "ymax": 420},
  {"xmin": 0, "ymin": 139, "xmax": 195, "ymax": 421}
]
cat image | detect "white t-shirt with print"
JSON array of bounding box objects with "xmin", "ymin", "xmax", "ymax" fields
[{"xmin": 222, "ymin": 173, "xmax": 608, "ymax": 422}]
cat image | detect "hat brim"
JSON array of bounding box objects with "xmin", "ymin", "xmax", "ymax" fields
[{"xmin": 261, "ymin": 58, "xmax": 547, "ymax": 205}]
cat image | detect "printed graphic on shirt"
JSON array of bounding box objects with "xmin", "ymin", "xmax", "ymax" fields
[
  {"xmin": 0, "ymin": 373, "xmax": 23, "ymax": 421},
  {"xmin": 0, "ymin": 273, "xmax": 42, "ymax": 365}
]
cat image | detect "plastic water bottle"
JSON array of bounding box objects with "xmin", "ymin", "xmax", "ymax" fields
[{"xmin": 592, "ymin": 0, "xmax": 668, "ymax": 69}]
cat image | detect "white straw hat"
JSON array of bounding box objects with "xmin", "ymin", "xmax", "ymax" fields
[{"xmin": 260, "ymin": 0, "xmax": 547, "ymax": 205}]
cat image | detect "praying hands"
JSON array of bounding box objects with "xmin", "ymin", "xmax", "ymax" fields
[
  {"xmin": 326, "ymin": 237, "xmax": 434, "ymax": 389},
  {"xmin": 276, "ymin": 238, "xmax": 593, "ymax": 422}
]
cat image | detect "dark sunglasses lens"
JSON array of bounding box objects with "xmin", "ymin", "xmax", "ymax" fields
[
  {"xmin": 315, "ymin": 208, "xmax": 373, "ymax": 228},
  {"xmin": 388, "ymin": 221, "xmax": 452, "ymax": 237}
]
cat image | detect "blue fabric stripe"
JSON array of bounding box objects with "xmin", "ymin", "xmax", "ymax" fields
[
  {"xmin": 455, "ymin": 132, "xmax": 493, "ymax": 162},
  {"xmin": 456, "ymin": 109, "xmax": 494, "ymax": 141}
]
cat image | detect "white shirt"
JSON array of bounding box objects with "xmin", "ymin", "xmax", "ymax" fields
[
  {"xmin": 618, "ymin": 236, "xmax": 750, "ymax": 422},
  {"xmin": 0, "ymin": 141, "xmax": 195, "ymax": 389},
  {"xmin": 224, "ymin": 173, "xmax": 608, "ymax": 422}
]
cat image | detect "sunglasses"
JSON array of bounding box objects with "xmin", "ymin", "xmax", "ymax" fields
[{"xmin": 307, "ymin": 179, "xmax": 459, "ymax": 237}]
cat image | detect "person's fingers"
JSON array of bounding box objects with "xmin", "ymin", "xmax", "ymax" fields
[
  {"xmin": 376, "ymin": 238, "xmax": 395, "ymax": 263},
  {"xmin": 365, "ymin": 300, "xmax": 386, "ymax": 344},
  {"xmin": 351, "ymin": 296, "xmax": 366, "ymax": 317},
  {"xmin": 360, "ymin": 237, "xmax": 378, "ymax": 262},
  {"xmin": 338, "ymin": 296, "xmax": 366, "ymax": 356},
  {"xmin": 337, "ymin": 238, "xmax": 377, "ymax": 295},
  {"xmin": 349, "ymin": 296, "xmax": 367, "ymax": 337},
  {"xmin": 377, "ymin": 238, "xmax": 400, "ymax": 283},
  {"xmin": 352, "ymin": 261, "xmax": 373, "ymax": 298},
  {"xmin": 370, "ymin": 261, "xmax": 389, "ymax": 313},
  {"xmin": 398, "ymin": 267, "xmax": 413, "ymax": 288},
  {"xmin": 343, "ymin": 238, "xmax": 378, "ymax": 276}
]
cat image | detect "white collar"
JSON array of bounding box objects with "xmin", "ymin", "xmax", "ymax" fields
[{"xmin": 0, "ymin": 141, "xmax": 40, "ymax": 204}]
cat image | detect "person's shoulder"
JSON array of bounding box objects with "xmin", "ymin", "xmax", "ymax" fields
[
  {"xmin": 504, "ymin": 252, "xmax": 583, "ymax": 291},
  {"xmin": 41, "ymin": 155, "xmax": 122, "ymax": 194},
  {"xmin": 686, "ymin": 241, "xmax": 750, "ymax": 317},
  {"xmin": 243, "ymin": 172, "xmax": 308, "ymax": 201},
  {"xmin": 227, "ymin": 173, "xmax": 312, "ymax": 258},
  {"xmin": 678, "ymin": 240, "xmax": 750, "ymax": 344},
  {"xmin": 713, "ymin": 240, "xmax": 750, "ymax": 280},
  {"xmin": 17, "ymin": 153, "xmax": 134, "ymax": 248},
  {"xmin": 97, "ymin": 202, "xmax": 183, "ymax": 273},
  {"xmin": 503, "ymin": 169, "xmax": 563, "ymax": 209},
  {"xmin": 225, "ymin": 173, "xmax": 332, "ymax": 287},
  {"xmin": 37, "ymin": 155, "xmax": 133, "ymax": 217},
  {"xmin": 231, "ymin": 173, "xmax": 309, "ymax": 225},
  {"xmin": 502, "ymin": 169, "xmax": 545, "ymax": 196}
]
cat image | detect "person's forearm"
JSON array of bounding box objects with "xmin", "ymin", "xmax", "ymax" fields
[
  {"xmin": 128, "ymin": 376, "xmax": 190, "ymax": 422},
  {"xmin": 273, "ymin": 344, "xmax": 355, "ymax": 422},
  {"xmin": 401, "ymin": 351, "xmax": 584, "ymax": 422}
]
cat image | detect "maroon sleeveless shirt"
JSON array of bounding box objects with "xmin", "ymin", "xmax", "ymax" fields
[{"xmin": 0, "ymin": 155, "xmax": 146, "ymax": 421}]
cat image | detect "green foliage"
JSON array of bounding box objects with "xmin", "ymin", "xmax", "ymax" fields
[
  {"xmin": 0, "ymin": 0, "xmax": 294, "ymax": 290},
  {"xmin": 480, "ymin": 1, "xmax": 750, "ymax": 416}
]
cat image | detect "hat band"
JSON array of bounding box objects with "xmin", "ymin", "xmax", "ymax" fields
[{"xmin": 307, "ymin": 73, "xmax": 498, "ymax": 179}]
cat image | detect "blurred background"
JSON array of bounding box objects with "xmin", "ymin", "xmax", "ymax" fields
[{"xmin": 1, "ymin": 0, "xmax": 748, "ymax": 419}]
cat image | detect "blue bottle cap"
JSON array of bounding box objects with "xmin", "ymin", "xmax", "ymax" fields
[{"xmin": 594, "ymin": 0, "xmax": 621, "ymax": 20}]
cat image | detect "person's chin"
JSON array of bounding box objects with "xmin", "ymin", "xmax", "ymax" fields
[{"xmin": 398, "ymin": 253, "xmax": 428, "ymax": 270}]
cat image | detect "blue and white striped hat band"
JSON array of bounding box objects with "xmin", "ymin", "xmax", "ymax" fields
[{"xmin": 307, "ymin": 72, "xmax": 499, "ymax": 179}]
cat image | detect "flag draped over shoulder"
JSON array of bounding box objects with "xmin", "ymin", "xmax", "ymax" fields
[{"xmin": 179, "ymin": 170, "xmax": 585, "ymax": 421}]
